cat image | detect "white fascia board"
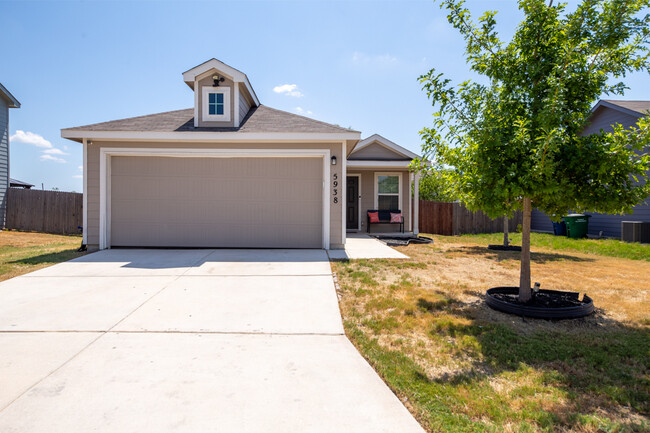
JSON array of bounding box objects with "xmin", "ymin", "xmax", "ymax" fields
[
  {"xmin": 183, "ymin": 59, "xmax": 244, "ymax": 85},
  {"xmin": 346, "ymin": 160, "xmax": 413, "ymax": 169},
  {"xmin": 182, "ymin": 59, "xmax": 260, "ymax": 106},
  {"xmin": 61, "ymin": 130, "xmax": 360, "ymax": 142}
]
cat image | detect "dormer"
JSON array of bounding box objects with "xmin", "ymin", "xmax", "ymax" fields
[{"xmin": 183, "ymin": 59, "xmax": 260, "ymax": 128}]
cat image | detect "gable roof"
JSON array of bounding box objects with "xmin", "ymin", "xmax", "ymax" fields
[
  {"xmin": 349, "ymin": 134, "xmax": 419, "ymax": 160},
  {"xmin": 594, "ymin": 100, "xmax": 650, "ymax": 118},
  {"xmin": 61, "ymin": 105, "xmax": 360, "ymax": 141},
  {"xmin": 9, "ymin": 178, "xmax": 34, "ymax": 188},
  {"xmin": 182, "ymin": 58, "xmax": 260, "ymax": 106},
  {"xmin": 0, "ymin": 83, "xmax": 20, "ymax": 108}
]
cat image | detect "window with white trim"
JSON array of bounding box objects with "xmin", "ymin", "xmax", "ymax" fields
[
  {"xmin": 202, "ymin": 86, "xmax": 231, "ymax": 122},
  {"xmin": 208, "ymin": 93, "xmax": 224, "ymax": 115},
  {"xmin": 377, "ymin": 174, "xmax": 400, "ymax": 210}
]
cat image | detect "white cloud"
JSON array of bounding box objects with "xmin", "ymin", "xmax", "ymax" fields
[
  {"xmin": 40, "ymin": 154, "xmax": 66, "ymax": 163},
  {"xmin": 42, "ymin": 148, "xmax": 68, "ymax": 155},
  {"xmin": 295, "ymin": 107, "xmax": 313, "ymax": 116},
  {"xmin": 351, "ymin": 52, "xmax": 398, "ymax": 66},
  {"xmin": 9, "ymin": 130, "xmax": 53, "ymax": 149},
  {"xmin": 72, "ymin": 174, "xmax": 83, "ymax": 179},
  {"xmin": 78, "ymin": 165, "xmax": 83, "ymax": 171},
  {"xmin": 273, "ymin": 84, "xmax": 303, "ymax": 97},
  {"xmin": 10, "ymin": 130, "xmax": 70, "ymax": 162}
]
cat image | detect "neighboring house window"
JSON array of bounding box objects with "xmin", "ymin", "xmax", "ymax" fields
[
  {"xmin": 202, "ymin": 86, "xmax": 231, "ymax": 122},
  {"xmin": 376, "ymin": 173, "xmax": 401, "ymax": 210}
]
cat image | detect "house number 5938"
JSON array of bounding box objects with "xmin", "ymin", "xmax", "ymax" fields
[{"xmin": 332, "ymin": 173, "xmax": 338, "ymax": 204}]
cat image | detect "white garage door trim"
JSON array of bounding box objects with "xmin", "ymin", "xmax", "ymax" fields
[{"xmin": 99, "ymin": 148, "xmax": 331, "ymax": 250}]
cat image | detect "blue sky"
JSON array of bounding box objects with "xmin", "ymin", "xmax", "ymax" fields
[{"xmin": 2, "ymin": 0, "xmax": 649, "ymax": 192}]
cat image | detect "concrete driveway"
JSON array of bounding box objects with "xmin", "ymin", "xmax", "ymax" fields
[{"xmin": 0, "ymin": 249, "xmax": 425, "ymax": 433}]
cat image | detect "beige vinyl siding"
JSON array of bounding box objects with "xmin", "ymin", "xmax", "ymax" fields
[
  {"xmin": 86, "ymin": 141, "xmax": 344, "ymax": 249},
  {"xmin": 348, "ymin": 142, "xmax": 412, "ymax": 161},
  {"xmin": 349, "ymin": 170, "xmax": 410, "ymax": 233},
  {"xmin": 110, "ymin": 157, "xmax": 322, "ymax": 248},
  {"xmin": 238, "ymin": 83, "xmax": 251, "ymax": 122},
  {"xmin": 0, "ymin": 97, "xmax": 7, "ymax": 228}
]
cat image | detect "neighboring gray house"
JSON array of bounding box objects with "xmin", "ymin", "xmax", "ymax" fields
[
  {"xmin": 532, "ymin": 100, "xmax": 650, "ymax": 238},
  {"xmin": 9, "ymin": 178, "xmax": 33, "ymax": 189},
  {"xmin": 61, "ymin": 59, "xmax": 422, "ymax": 251},
  {"xmin": 0, "ymin": 83, "xmax": 21, "ymax": 229}
]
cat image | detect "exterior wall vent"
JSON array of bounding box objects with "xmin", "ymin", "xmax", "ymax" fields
[{"xmin": 621, "ymin": 221, "xmax": 650, "ymax": 243}]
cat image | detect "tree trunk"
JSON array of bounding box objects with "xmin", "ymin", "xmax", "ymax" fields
[
  {"xmin": 519, "ymin": 197, "xmax": 532, "ymax": 302},
  {"xmin": 503, "ymin": 216, "xmax": 509, "ymax": 247}
]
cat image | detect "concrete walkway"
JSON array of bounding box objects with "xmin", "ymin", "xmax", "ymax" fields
[
  {"xmin": 0, "ymin": 249, "xmax": 425, "ymax": 433},
  {"xmin": 328, "ymin": 233, "xmax": 409, "ymax": 260}
]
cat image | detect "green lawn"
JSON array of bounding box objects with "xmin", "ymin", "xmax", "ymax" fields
[
  {"xmin": 458, "ymin": 232, "xmax": 650, "ymax": 261},
  {"xmin": 0, "ymin": 231, "xmax": 85, "ymax": 281}
]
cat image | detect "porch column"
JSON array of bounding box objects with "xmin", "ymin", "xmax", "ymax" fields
[{"xmin": 414, "ymin": 171, "xmax": 420, "ymax": 236}]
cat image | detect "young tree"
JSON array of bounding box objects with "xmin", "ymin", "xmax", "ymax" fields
[
  {"xmin": 420, "ymin": 0, "xmax": 650, "ymax": 302},
  {"xmin": 417, "ymin": 165, "xmax": 458, "ymax": 202}
]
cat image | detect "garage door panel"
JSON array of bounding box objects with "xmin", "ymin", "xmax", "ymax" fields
[{"xmin": 110, "ymin": 156, "xmax": 323, "ymax": 248}]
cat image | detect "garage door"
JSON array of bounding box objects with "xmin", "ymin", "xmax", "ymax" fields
[{"xmin": 109, "ymin": 156, "xmax": 323, "ymax": 248}]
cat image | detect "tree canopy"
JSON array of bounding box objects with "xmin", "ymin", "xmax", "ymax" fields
[
  {"xmin": 419, "ymin": 0, "xmax": 650, "ymax": 299},
  {"xmin": 420, "ymin": 0, "xmax": 650, "ymax": 219}
]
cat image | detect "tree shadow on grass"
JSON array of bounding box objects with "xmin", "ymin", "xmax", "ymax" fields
[
  {"xmin": 9, "ymin": 249, "xmax": 85, "ymax": 266},
  {"xmin": 446, "ymin": 245, "xmax": 595, "ymax": 263}
]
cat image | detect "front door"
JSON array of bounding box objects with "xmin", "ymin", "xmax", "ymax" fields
[{"xmin": 346, "ymin": 176, "xmax": 359, "ymax": 230}]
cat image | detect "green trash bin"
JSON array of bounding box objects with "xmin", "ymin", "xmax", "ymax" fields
[{"xmin": 562, "ymin": 214, "xmax": 591, "ymax": 239}]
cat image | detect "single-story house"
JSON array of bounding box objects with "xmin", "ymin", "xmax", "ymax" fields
[
  {"xmin": 0, "ymin": 83, "xmax": 21, "ymax": 229},
  {"xmin": 532, "ymin": 100, "xmax": 650, "ymax": 238},
  {"xmin": 62, "ymin": 59, "xmax": 421, "ymax": 251},
  {"xmin": 9, "ymin": 178, "xmax": 34, "ymax": 189}
]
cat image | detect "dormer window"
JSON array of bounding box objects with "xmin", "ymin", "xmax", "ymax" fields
[
  {"xmin": 209, "ymin": 93, "xmax": 224, "ymax": 115},
  {"xmin": 202, "ymin": 86, "xmax": 230, "ymax": 122}
]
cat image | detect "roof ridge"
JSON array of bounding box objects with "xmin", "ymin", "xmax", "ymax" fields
[{"xmin": 258, "ymin": 105, "xmax": 360, "ymax": 133}]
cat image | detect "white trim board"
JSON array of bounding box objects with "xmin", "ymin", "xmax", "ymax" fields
[
  {"xmin": 201, "ymin": 86, "xmax": 231, "ymax": 122},
  {"xmin": 98, "ymin": 148, "xmax": 331, "ymax": 250},
  {"xmin": 347, "ymin": 160, "xmax": 413, "ymax": 169},
  {"xmin": 341, "ymin": 141, "xmax": 346, "ymax": 245},
  {"xmin": 82, "ymin": 139, "xmax": 88, "ymax": 244}
]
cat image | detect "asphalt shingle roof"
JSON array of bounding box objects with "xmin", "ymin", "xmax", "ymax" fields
[
  {"xmin": 64, "ymin": 105, "xmax": 358, "ymax": 134},
  {"xmin": 603, "ymin": 100, "xmax": 650, "ymax": 116}
]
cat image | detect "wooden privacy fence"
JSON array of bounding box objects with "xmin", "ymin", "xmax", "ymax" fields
[
  {"xmin": 419, "ymin": 200, "xmax": 522, "ymax": 236},
  {"xmin": 5, "ymin": 189, "xmax": 83, "ymax": 235}
]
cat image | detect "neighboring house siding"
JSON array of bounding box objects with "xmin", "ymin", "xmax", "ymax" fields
[
  {"xmin": 348, "ymin": 169, "xmax": 411, "ymax": 233},
  {"xmin": 532, "ymin": 104, "xmax": 650, "ymax": 238},
  {"xmin": 0, "ymin": 97, "xmax": 8, "ymax": 229},
  {"xmin": 86, "ymin": 141, "xmax": 345, "ymax": 249},
  {"xmin": 531, "ymin": 208, "xmax": 554, "ymax": 233},
  {"xmin": 532, "ymin": 201, "xmax": 650, "ymax": 238},
  {"xmin": 581, "ymin": 106, "xmax": 640, "ymax": 136},
  {"xmin": 238, "ymin": 83, "xmax": 251, "ymax": 122},
  {"xmin": 348, "ymin": 142, "xmax": 412, "ymax": 161}
]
